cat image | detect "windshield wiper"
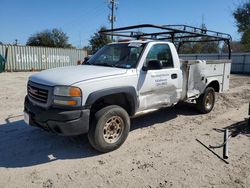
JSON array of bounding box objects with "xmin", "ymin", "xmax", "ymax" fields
[
  {"xmin": 92, "ymin": 63, "xmax": 115, "ymax": 67},
  {"xmin": 83, "ymin": 61, "xmax": 91, "ymax": 65}
]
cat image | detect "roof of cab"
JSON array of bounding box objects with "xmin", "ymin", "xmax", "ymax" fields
[{"xmin": 109, "ymin": 40, "xmax": 171, "ymax": 45}]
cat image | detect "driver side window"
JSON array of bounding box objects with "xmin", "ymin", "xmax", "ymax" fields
[{"xmin": 145, "ymin": 44, "xmax": 174, "ymax": 68}]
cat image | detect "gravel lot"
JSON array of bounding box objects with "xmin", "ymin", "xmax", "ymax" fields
[{"xmin": 0, "ymin": 72, "xmax": 249, "ymax": 188}]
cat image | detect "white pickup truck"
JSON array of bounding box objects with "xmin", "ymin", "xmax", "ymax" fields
[{"xmin": 24, "ymin": 24, "xmax": 232, "ymax": 152}]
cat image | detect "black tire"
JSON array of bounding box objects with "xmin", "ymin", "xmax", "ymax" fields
[
  {"xmin": 196, "ymin": 87, "xmax": 215, "ymax": 114},
  {"xmin": 88, "ymin": 105, "xmax": 130, "ymax": 153}
]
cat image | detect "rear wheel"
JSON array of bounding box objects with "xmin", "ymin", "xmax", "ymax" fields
[
  {"xmin": 196, "ymin": 87, "xmax": 215, "ymax": 114},
  {"xmin": 88, "ymin": 105, "xmax": 130, "ymax": 153}
]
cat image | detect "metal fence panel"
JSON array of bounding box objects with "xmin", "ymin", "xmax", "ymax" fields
[
  {"xmin": 2, "ymin": 45, "xmax": 249, "ymax": 73},
  {"xmin": 0, "ymin": 45, "xmax": 7, "ymax": 59},
  {"xmin": 0, "ymin": 45, "xmax": 87, "ymax": 71},
  {"xmin": 180, "ymin": 53, "xmax": 250, "ymax": 74}
]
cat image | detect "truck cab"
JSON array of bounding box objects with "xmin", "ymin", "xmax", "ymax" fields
[{"xmin": 136, "ymin": 41, "xmax": 183, "ymax": 111}]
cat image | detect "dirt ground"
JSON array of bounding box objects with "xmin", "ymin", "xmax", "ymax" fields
[{"xmin": 0, "ymin": 72, "xmax": 249, "ymax": 188}]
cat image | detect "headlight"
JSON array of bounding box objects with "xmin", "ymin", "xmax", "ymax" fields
[
  {"xmin": 53, "ymin": 86, "xmax": 82, "ymax": 106},
  {"xmin": 54, "ymin": 86, "xmax": 81, "ymax": 97}
]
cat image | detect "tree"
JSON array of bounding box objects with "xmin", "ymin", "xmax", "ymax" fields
[
  {"xmin": 88, "ymin": 26, "xmax": 112, "ymax": 54},
  {"xmin": 222, "ymin": 41, "xmax": 244, "ymax": 53},
  {"xmin": 192, "ymin": 39, "xmax": 219, "ymax": 53},
  {"xmin": 233, "ymin": 2, "xmax": 250, "ymax": 51},
  {"xmin": 241, "ymin": 29, "xmax": 250, "ymax": 51},
  {"xmin": 179, "ymin": 39, "xmax": 219, "ymax": 54},
  {"xmin": 83, "ymin": 46, "xmax": 91, "ymax": 55},
  {"xmin": 179, "ymin": 42, "xmax": 194, "ymax": 54},
  {"xmin": 179, "ymin": 23, "xmax": 219, "ymax": 54},
  {"xmin": 26, "ymin": 28, "xmax": 74, "ymax": 48}
]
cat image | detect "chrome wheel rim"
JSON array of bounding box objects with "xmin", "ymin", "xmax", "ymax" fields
[
  {"xmin": 103, "ymin": 116, "xmax": 124, "ymax": 143},
  {"xmin": 205, "ymin": 92, "xmax": 214, "ymax": 110}
]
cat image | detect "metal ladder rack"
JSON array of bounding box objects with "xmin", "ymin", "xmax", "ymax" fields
[{"xmin": 100, "ymin": 24, "xmax": 232, "ymax": 59}]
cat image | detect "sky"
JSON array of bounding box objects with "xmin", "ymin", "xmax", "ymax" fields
[{"xmin": 0, "ymin": 0, "xmax": 245, "ymax": 48}]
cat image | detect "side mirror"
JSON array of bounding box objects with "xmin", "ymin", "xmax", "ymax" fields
[
  {"xmin": 143, "ymin": 60, "xmax": 162, "ymax": 71},
  {"xmin": 83, "ymin": 56, "xmax": 90, "ymax": 64}
]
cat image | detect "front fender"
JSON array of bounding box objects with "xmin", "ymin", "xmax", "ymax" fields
[{"xmin": 85, "ymin": 86, "xmax": 138, "ymax": 115}]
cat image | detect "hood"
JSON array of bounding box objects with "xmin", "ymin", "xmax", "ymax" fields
[{"xmin": 29, "ymin": 65, "xmax": 127, "ymax": 86}]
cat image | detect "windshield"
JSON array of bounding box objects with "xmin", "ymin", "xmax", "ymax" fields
[{"xmin": 86, "ymin": 43, "xmax": 145, "ymax": 69}]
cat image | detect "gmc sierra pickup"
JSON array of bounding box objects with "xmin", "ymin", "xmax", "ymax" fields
[{"xmin": 24, "ymin": 24, "xmax": 232, "ymax": 152}]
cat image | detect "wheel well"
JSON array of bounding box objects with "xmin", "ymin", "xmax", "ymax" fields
[
  {"xmin": 207, "ymin": 81, "xmax": 220, "ymax": 92},
  {"xmin": 90, "ymin": 93, "xmax": 134, "ymax": 116}
]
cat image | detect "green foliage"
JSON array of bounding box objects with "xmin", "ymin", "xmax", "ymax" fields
[
  {"xmin": 26, "ymin": 28, "xmax": 74, "ymax": 48},
  {"xmin": 83, "ymin": 46, "xmax": 91, "ymax": 55},
  {"xmin": 233, "ymin": 1, "xmax": 250, "ymax": 51},
  {"xmin": 233, "ymin": 2, "xmax": 250, "ymax": 32},
  {"xmin": 179, "ymin": 38, "xmax": 219, "ymax": 54},
  {"xmin": 222, "ymin": 41, "xmax": 245, "ymax": 53},
  {"xmin": 193, "ymin": 41, "xmax": 219, "ymax": 53},
  {"xmin": 88, "ymin": 26, "xmax": 112, "ymax": 54},
  {"xmin": 241, "ymin": 29, "xmax": 250, "ymax": 51}
]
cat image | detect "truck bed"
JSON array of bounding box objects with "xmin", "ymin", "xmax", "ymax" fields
[{"xmin": 180, "ymin": 59, "xmax": 231, "ymax": 100}]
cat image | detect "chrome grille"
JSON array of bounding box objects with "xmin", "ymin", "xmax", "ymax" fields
[{"xmin": 28, "ymin": 84, "xmax": 48, "ymax": 103}]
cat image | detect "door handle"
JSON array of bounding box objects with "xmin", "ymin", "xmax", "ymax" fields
[{"xmin": 171, "ymin": 73, "xmax": 177, "ymax": 79}]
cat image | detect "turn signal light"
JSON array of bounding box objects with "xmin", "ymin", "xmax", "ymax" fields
[
  {"xmin": 69, "ymin": 87, "xmax": 81, "ymax": 97},
  {"xmin": 67, "ymin": 100, "xmax": 77, "ymax": 105}
]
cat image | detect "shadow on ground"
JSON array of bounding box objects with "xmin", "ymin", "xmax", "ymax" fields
[
  {"xmin": 0, "ymin": 120, "xmax": 99, "ymax": 168},
  {"xmin": 224, "ymin": 118, "xmax": 250, "ymax": 137},
  {"xmin": 0, "ymin": 103, "xmax": 198, "ymax": 168},
  {"xmin": 131, "ymin": 102, "xmax": 199, "ymax": 130}
]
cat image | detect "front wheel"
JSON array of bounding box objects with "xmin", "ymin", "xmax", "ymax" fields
[
  {"xmin": 196, "ymin": 87, "xmax": 215, "ymax": 114},
  {"xmin": 88, "ymin": 105, "xmax": 130, "ymax": 153}
]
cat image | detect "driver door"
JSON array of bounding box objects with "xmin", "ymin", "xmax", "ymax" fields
[{"xmin": 137, "ymin": 43, "xmax": 181, "ymax": 111}]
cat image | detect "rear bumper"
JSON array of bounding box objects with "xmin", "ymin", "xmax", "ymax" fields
[{"xmin": 24, "ymin": 96, "xmax": 90, "ymax": 136}]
